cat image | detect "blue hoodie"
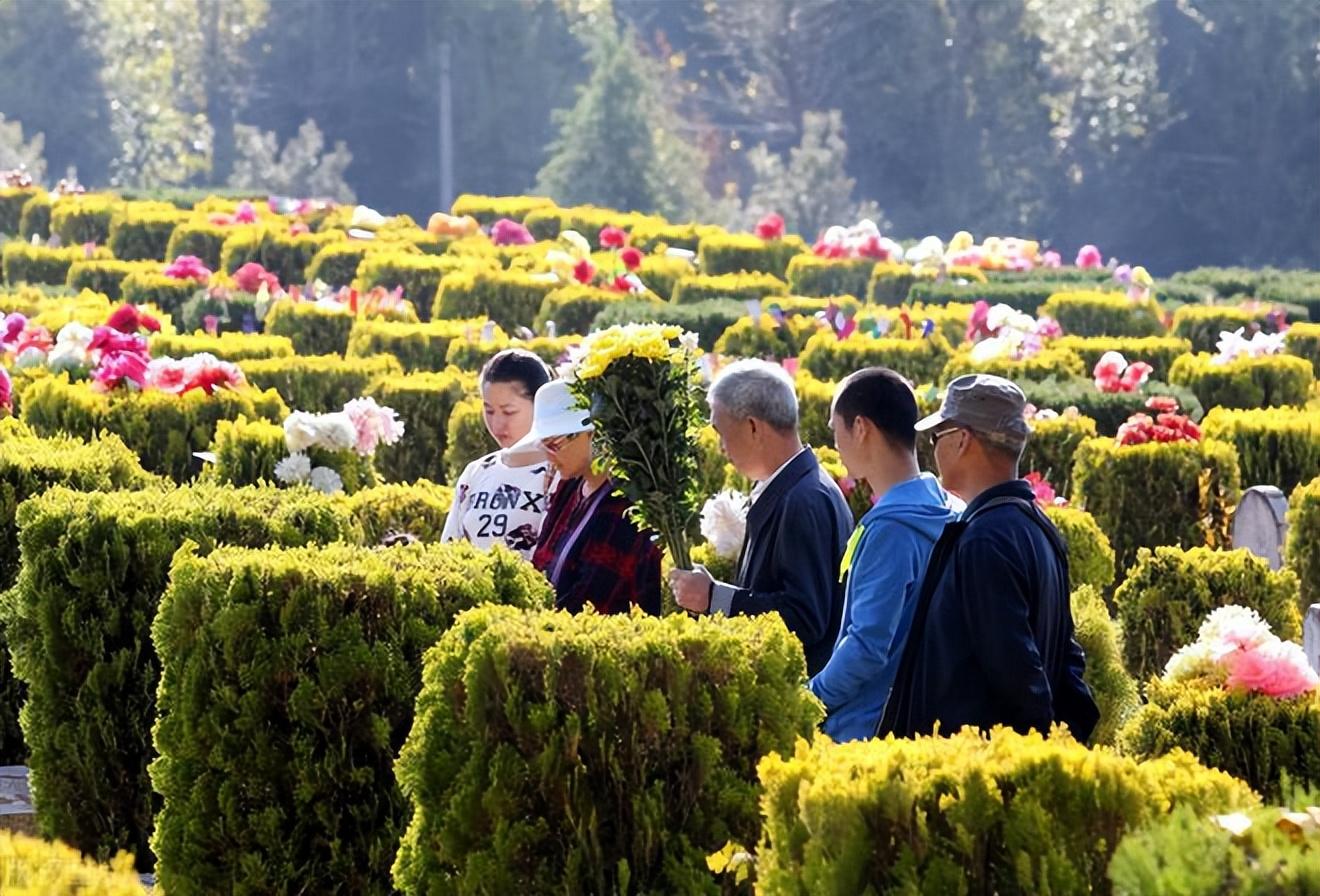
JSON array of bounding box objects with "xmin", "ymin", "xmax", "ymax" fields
[{"xmin": 807, "ymin": 473, "xmax": 957, "ymax": 741}]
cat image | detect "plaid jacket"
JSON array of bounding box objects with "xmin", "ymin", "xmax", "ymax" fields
[{"xmin": 532, "ymin": 477, "xmax": 662, "ymax": 616}]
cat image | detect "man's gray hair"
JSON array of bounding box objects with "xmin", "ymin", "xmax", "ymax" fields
[{"xmin": 708, "ymin": 359, "xmax": 799, "ymax": 432}]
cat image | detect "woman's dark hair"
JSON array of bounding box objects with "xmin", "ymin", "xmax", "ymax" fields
[
  {"xmin": 832, "ymin": 366, "xmax": 918, "ymax": 451},
  {"xmin": 480, "ymin": 348, "xmax": 552, "ymax": 400}
]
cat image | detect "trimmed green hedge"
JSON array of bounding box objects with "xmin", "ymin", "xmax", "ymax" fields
[
  {"xmin": 1073, "ymin": 437, "xmax": 1240, "ymax": 581},
  {"xmin": 264, "ymin": 298, "xmax": 419, "ymax": 356},
  {"xmin": 783, "ymin": 255, "xmax": 874, "ymax": 298},
  {"xmin": 754, "ymin": 727, "xmax": 1254, "ymax": 895},
  {"xmin": 149, "ymin": 331, "xmax": 295, "ymax": 363},
  {"xmin": 49, "ymin": 193, "xmax": 120, "ymax": 246},
  {"xmin": 1115, "ymin": 546, "xmax": 1301, "ymax": 682},
  {"xmin": 449, "ymin": 193, "xmax": 555, "ymax": 225},
  {"xmin": 202, "ymin": 415, "xmax": 378, "ymax": 494},
  {"xmin": 218, "ymin": 227, "xmax": 344, "ymax": 288},
  {"xmin": 522, "ymin": 205, "xmax": 665, "ymax": 244},
  {"xmin": 393, "ymin": 605, "xmax": 821, "ymax": 894},
  {"xmin": 306, "ymin": 240, "xmax": 419, "ymax": 288},
  {"xmin": 1024, "ymin": 414, "xmax": 1098, "ymax": 499},
  {"xmin": 444, "ymin": 335, "xmax": 575, "ymax": 373},
  {"xmin": 635, "ymin": 254, "xmax": 695, "ymax": 301},
  {"xmin": 0, "ymin": 187, "xmax": 40, "ymax": 235},
  {"xmin": 241, "ymin": 353, "xmax": 402, "ymax": 413},
  {"xmin": 1171, "ymin": 304, "xmax": 1271, "ymax": 353},
  {"xmin": 20, "ymin": 376, "xmax": 287, "ymax": 482},
  {"xmin": 3, "ymin": 243, "xmax": 111, "ymax": 286},
  {"xmin": 800, "ymin": 330, "xmax": 953, "ymax": 384},
  {"xmin": 366, "ymin": 368, "xmax": 470, "ymax": 483},
  {"xmin": 345, "ymin": 317, "xmax": 487, "ymax": 372},
  {"xmin": 1201, "ymin": 407, "xmax": 1320, "ymax": 493},
  {"xmin": 108, "ymin": 205, "xmax": 186, "ymax": 261},
  {"xmin": 941, "ymin": 346, "xmax": 1087, "ymax": 385},
  {"xmin": 671, "ymin": 271, "xmax": 789, "ymax": 306},
  {"xmin": 1040, "ymin": 291, "xmax": 1166, "ymax": 338},
  {"xmin": 2, "ymin": 484, "xmax": 360, "ymax": 867},
  {"xmin": 534, "ymin": 284, "xmax": 635, "ymax": 336},
  {"xmin": 18, "ymin": 192, "xmax": 50, "ymax": 240},
  {"xmin": 442, "ymin": 396, "xmax": 497, "ymax": 484},
  {"xmin": 349, "ymin": 480, "xmax": 454, "ymax": 544},
  {"xmin": 355, "ymin": 251, "xmax": 488, "ymax": 322},
  {"xmin": 908, "ymin": 279, "xmax": 1095, "ymax": 310},
  {"xmin": 715, "ymin": 315, "xmax": 821, "ymax": 361},
  {"xmin": 1071, "ymin": 584, "xmax": 1139, "ymax": 745},
  {"xmin": 434, "ymin": 269, "xmax": 558, "ymax": 332},
  {"xmin": 1018, "ymin": 377, "xmax": 1204, "ymax": 436},
  {"xmin": 1169, "ymin": 352, "xmax": 1313, "ymax": 410},
  {"xmin": 166, "ymin": 220, "xmax": 251, "ymax": 271},
  {"xmin": 64, "ymin": 259, "xmax": 158, "ymax": 301},
  {"xmin": 1285, "ymin": 475, "xmax": 1320, "ymax": 611},
  {"xmin": 1052, "ymin": 335, "xmax": 1193, "ymax": 382},
  {"xmin": 120, "ymin": 271, "xmax": 201, "ymax": 317},
  {"xmin": 1284, "ymin": 321, "xmax": 1320, "ymax": 370},
  {"xmin": 697, "ymin": 233, "xmax": 808, "ymax": 278},
  {"xmin": 152, "ymin": 541, "xmax": 552, "ymax": 894}
]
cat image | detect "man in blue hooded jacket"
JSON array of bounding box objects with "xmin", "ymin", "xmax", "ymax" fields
[{"xmin": 807, "ymin": 367, "xmax": 958, "ymax": 741}]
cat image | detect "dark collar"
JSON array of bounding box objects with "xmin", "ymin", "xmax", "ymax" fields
[{"xmin": 961, "ymin": 479, "xmax": 1035, "ymax": 519}]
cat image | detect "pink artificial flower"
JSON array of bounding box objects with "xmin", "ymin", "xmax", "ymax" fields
[
  {"xmin": 1113, "ymin": 264, "xmax": 1133, "ymax": 285},
  {"xmin": 1, "ymin": 313, "xmax": 26, "ymax": 346},
  {"xmin": 14, "ymin": 326, "xmax": 52, "ymax": 355},
  {"xmin": 0, "ymin": 366, "xmax": 11, "ymax": 412},
  {"xmin": 611, "ymin": 274, "xmax": 633, "ymax": 293},
  {"xmin": 343, "ymin": 397, "xmax": 405, "ymax": 456},
  {"xmin": 1024, "ymin": 472, "xmax": 1058, "ymax": 506},
  {"xmin": 619, "ymin": 246, "xmax": 644, "ymax": 272},
  {"xmin": 966, "ymin": 300, "xmax": 992, "ymax": 343},
  {"xmin": 598, "ymin": 226, "xmax": 629, "ymax": 249},
  {"xmin": 234, "ymin": 200, "xmax": 257, "ymax": 224},
  {"xmin": 1223, "ymin": 640, "xmax": 1320, "ymax": 699},
  {"xmin": 92, "ymin": 351, "xmax": 149, "ymax": 392},
  {"xmin": 1119, "ymin": 361, "xmax": 1154, "ymax": 392},
  {"xmin": 1146, "ymin": 395, "xmax": 1179, "ymax": 414},
  {"xmin": 1075, "ymin": 245, "xmax": 1103, "ymax": 269},
  {"xmin": 106, "ymin": 304, "xmax": 160, "ymax": 334},
  {"xmin": 233, "ymin": 262, "xmax": 280, "ymax": 294},
  {"xmin": 288, "ymin": 221, "xmax": 310, "ymax": 237},
  {"xmin": 182, "ymin": 355, "xmax": 245, "ymax": 395},
  {"xmin": 754, "ymin": 213, "xmax": 785, "ymax": 241},
  {"xmin": 1041, "ymin": 250, "xmax": 1062, "ymax": 268},
  {"xmin": 146, "ymin": 358, "xmax": 188, "ymax": 394},
  {"xmin": 490, "ymin": 218, "xmax": 534, "ymax": 246},
  {"xmin": 203, "ymin": 315, "xmax": 219, "ymax": 337},
  {"xmin": 88, "ymin": 326, "xmax": 148, "ymax": 359},
  {"xmin": 163, "ymin": 255, "xmax": 212, "ymax": 282},
  {"xmin": 812, "ymin": 239, "xmax": 847, "ymax": 259}
]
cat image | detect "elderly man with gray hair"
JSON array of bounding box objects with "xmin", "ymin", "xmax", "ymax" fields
[{"xmin": 669, "ymin": 359, "xmax": 853, "ymax": 676}]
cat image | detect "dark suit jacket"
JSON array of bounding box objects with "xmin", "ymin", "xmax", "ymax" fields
[{"xmin": 726, "ymin": 449, "xmax": 853, "ymax": 677}]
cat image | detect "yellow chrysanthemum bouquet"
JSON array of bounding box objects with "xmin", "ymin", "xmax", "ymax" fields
[{"xmin": 566, "ymin": 323, "xmax": 705, "ymax": 568}]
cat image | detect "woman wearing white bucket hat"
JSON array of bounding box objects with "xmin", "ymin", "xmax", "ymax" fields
[{"xmin": 506, "ymin": 380, "xmax": 662, "ymax": 616}]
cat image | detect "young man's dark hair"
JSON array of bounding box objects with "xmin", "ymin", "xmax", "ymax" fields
[{"xmin": 831, "ymin": 367, "xmax": 918, "ymax": 451}]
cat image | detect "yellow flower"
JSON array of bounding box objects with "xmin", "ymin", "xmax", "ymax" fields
[{"xmin": 575, "ymin": 324, "xmax": 685, "ymax": 380}]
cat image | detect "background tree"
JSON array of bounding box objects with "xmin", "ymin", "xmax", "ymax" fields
[
  {"xmin": 229, "ymin": 119, "xmax": 355, "ymax": 202},
  {"xmin": 0, "ymin": 114, "xmax": 45, "ymax": 181}
]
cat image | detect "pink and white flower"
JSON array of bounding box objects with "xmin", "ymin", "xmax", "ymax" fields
[{"xmin": 343, "ymin": 397, "xmax": 405, "ymax": 457}]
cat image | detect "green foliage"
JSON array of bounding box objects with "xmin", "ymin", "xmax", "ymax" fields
[
  {"xmin": 120, "ymin": 270, "xmax": 201, "ymax": 317},
  {"xmin": 794, "ymin": 372, "xmax": 835, "ymax": 449},
  {"xmin": 1202, "ymin": 407, "xmax": 1320, "ymax": 493},
  {"xmin": 1171, "ymin": 266, "xmax": 1268, "ymax": 300},
  {"xmin": 671, "ymin": 271, "xmax": 789, "ymax": 306},
  {"xmin": 20, "ymin": 375, "xmax": 287, "ymax": 482},
  {"xmin": 814, "ymin": 445, "xmax": 873, "ymax": 523},
  {"xmin": 1073, "ymin": 437, "xmax": 1240, "ymax": 581},
  {"xmin": 784, "ymin": 255, "xmax": 876, "ymax": 298},
  {"xmin": 754, "ymin": 727, "xmax": 1255, "ymax": 895},
  {"xmin": 149, "ymin": 331, "xmax": 294, "ymax": 362},
  {"xmin": 1052, "ymin": 335, "xmax": 1194, "ymax": 382},
  {"xmin": 64, "ymin": 259, "xmax": 157, "ymax": 301},
  {"xmin": 2, "ymin": 484, "xmax": 359, "ymax": 867},
  {"xmin": 1046, "ymin": 505, "xmax": 1115, "ymax": 593},
  {"xmin": 202, "ymin": 416, "xmax": 378, "ymax": 494},
  {"xmin": 1118, "ymin": 678, "xmax": 1320, "ymax": 803},
  {"xmin": 349, "ymin": 480, "xmax": 454, "ymax": 544},
  {"xmin": 592, "ymin": 298, "xmax": 745, "ymax": 351},
  {"xmin": 941, "ymin": 345, "xmax": 1087, "ymax": 384},
  {"xmin": 800, "ymin": 330, "xmax": 953, "ymax": 384},
  {"xmin": 151, "ymin": 541, "xmax": 550, "ymax": 895},
  {"xmin": 218, "ymin": 227, "xmax": 344, "ymax": 288},
  {"xmin": 697, "ymin": 233, "xmax": 809, "ymax": 279},
  {"xmin": 1115, "ymin": 546, "xmax": 1300, "ymax": 681},
  {"xmin": 241, "ymin": 353, "xmax": 402, "ymax": 414},
  {"xmin": 434, "ymin": 268, "xmax": 559, "ymax": 333},
  {"xmin": 366, "ymin": 369, "xmax": 470, "ymax": 483},
  {"xmin": 1171, "ymin": 303, "xmax": 1271, "ymax": 352},
  {"xmin": 909, "ymin": 279, "xmax": 1100, "ymax": 310},
  {"xmin": 1040, "ymin": 291, "xmax": 1166, "ymax": 338},
  {"xmin": 305, "ymin": 240, "xmax": 418, "ymax": 288},
  {"xmin": 715, "ymin": 315, "xmax": 821, "ymax": 361},
  {"xmin": 107, "ymin": 204, "xmax": 186, "ymax": 261},
  {"xmin": 1169, "ymin": 352, "xmax": 1314, "ymax": 410},
  {"xmin": 1024, "ymin": 413, "xmax": 1097, "ymax": 498},
  {"xmin": 443, "ymin": 396, "xmax": 498, "ymax": 484},
  {"xmin": 0, "ymin": 831, "xmax": 145, "ymax": 895},
  {"xmin": 1019, "ymin": 377, "xmax": 1205, "ymax": 435},
  {"xmin": 1284, "ymin": 476, "xmax": 1320, "ymax": 611},
  {"xmin": 449, "ymin": 193, "xmax": 555, "ymax": 225},
  {"xmin": 17, "ymin": 192, "xmax": 49, "ymax": 241},
  {"xmin": 0, "ymin": 187, "xmax": 39, "ymax": 236},
  {"xmin": 263, "ymin": 299, "xmax": 349, "ymax": 356},
  {"xmin": 345, "ymin": 316, "xmax": 486, "ymax": 373},
  {"xmin": 166, "ymin": 220, "xmax": 250, "ymax": 271},
  {"xmin": 392, "ymin": 605, "xmax": 821, "ymax": 895},
  {"xmin": 629, "ymin": 221, "xmax": 725, "ymax": 253},
  {"xmin": 1071, "ymin": 585, "xmax": 1139, "ymax": 745},
  {"xmin": 633, "ymin": 253, "xmax": 693, "ymax": 301},
  {"xmin": 3, "ymin": 242, "xmax": 110, "ymax": 287},
  {"xmin": 355, "ymin": 251, "xmax": 488, "ymax": 322},
  {"xmin": 49, "ymin": 194, "xmax": 120, "ymax": 246},
  {"xmin": 1285, "ymin": 321, "xmax": 1320, "ymax": 370},
  {"xmin": 521, "ymin": 206, "xmax": 665, "ymax": 245},
  {"xmin": 534, "ymin": 283, "xmax": 634, "ymax": 335},
  {"xmin": 444, "ymin": 334, "xmax": 575, "ymax": 373},
  {"xmin": 867, "ymin": 262, "xmax": 917, "ymax": 305}
]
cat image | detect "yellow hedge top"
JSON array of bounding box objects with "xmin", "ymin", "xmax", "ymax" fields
[
  {"xmin": 149, "ymin": 331, "xmax": 296, "ymax": 362},
  {"xmin": 450, "ymin": 193, "xmax": 555, "ymax": 221},
  {"xmin": 0, "ymin": 831, "xmax": 144, "ymax": 895}
]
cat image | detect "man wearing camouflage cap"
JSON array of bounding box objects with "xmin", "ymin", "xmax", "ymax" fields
[{"xmin": 877, "ymin": 374, "xmax": 1099, "ymax": 742}]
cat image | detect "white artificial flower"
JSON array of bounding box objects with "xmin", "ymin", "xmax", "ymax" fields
[
  {"xmin": 55, "ymin": 321, "xmax": 94, "ymax": 349},
  {"xmin": 274, "ymin": 453, "xmax": 312, "ymax": 484},
  {"xmin": 1198, "ymin": 604, "xmax": 1274, "ymax": 653},
  {"xmin": 350, "ymin": 205, "xmax": 387, "ymax": 228},
  {"xmin": 1163, "ymin": 640, "xmax": 1217, "ymax": 682},
  {"xmin": 986, "ymin": 303, "xmax": 1034, "ymax": 335},
  {"xmin": 308, "ymin": 466, "xmax": 344, "ymax": 495},
  {"xmin": 1247, "ymin": 330, "xmax": 1286, "ymax": 358},
  {"xmin": 700, "ymin": 490, "xmax": 750, "ymax": 559},
  {"xmin": 283, "ymin": 411, "xmax": 320, "ymax": 453},
  {"xmin": 1213, "ymin": 328, "xmax": 1249, "ymax": 365},
  {"xmin": 13, "ymin": 346, "xmax": 45, "ymax": 369},
  {"xmin": 315, "ymin": 412, "xmax": 358, "ymax": 452},
  {"xmin": 46, "ymin": 342, "xmax": 87, "ymax": 373},
  {"xmin": 559, "ymin": 229, "xmax": 591, "ymax": 258},
  {"xmin": 969, "ymin": 336, "xmax": 1011, "ymax": 364},
  {"xmin": 678, "ymin": 330, "xmax": 700, "ymax": 354}
]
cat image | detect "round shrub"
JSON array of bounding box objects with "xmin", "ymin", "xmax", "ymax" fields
[
  {"xmin": 1018, "ymin": 377, "xmax": 1204, "ymax": 435},
  {"xmin": 349, "ymin": 480, "xmax": 454, "ymax": 544},
  {"xmin": 1052, "ymin": 335, "xmax": 1193, "ymax": 382},
  {"xmin": 1171, "ymin": 304, "xmax": 1272, "ymax": 353},
  {"xmin": 366, "ymin": 368, "xmax": 471, "ymax": 483},
  {"xmin": 392, "ymin": 605, "xmax": 821, "ymax": 895},
  {"xmin": 152, "ymin": 541, "xmax": 552, "ymax": 895},
  {"xmin": 1071, "ymin": 584, "xmax": 1140, "ymax": 746},
  {"xmin": 800, "ymin": 329, "xmax": 953, "ymax": 384},
  {"xmin": 108, "ymin": 205, "xmax": 186, "ymax": 261},
  {"xmin": 1046, "ymin": 505, "xmax": 1115, "ymax": 593},
  {"xmin": 1118, "ymin": 677, "xmax": 1320, "ymax": 803},
  {"xmin": 1115, "ymin": 546, "xmax": 1301, "ymax": 681},
  {"xmin": 1072, "ymin": 436, "xmax": 1240, "ymax": 581},
  {"xmin": 1202, "ymin": 406, "xmax": 1320, "ymax": 493},
  {"xmin": 1039, "ymin": 291, "xmax": 1166, "ymax": 338},
  {"xmin": 1284, "ymin": 475, "xmax": 1320, "ymax": 610},
  {"xmin": 1024, "ymin": 413, "xmax": 1098, "ymax": 499},
  {"xmin": 940, "ymin": 345, "xmax": 1086, "ymax": 384},
  {"xmin": 754, "ymin": 727, "xmax": 1255, "ymax": 895},
  {"xmin": 697, "ymin": 233, "xmax": 808, "ymax": 278},
  {"xmin": 1169, "ymin": 352, "xmax": 1313, "ymax": 410}
]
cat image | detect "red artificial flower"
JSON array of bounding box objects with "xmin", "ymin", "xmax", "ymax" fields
[
  {"xmin": 611, "ymin": 274, "xmax": 633, "ymax": 293},
  {"xmin": 234, "ymin": 200, "xmax": 258, "ymax": 224},
  {"xmin": 857, "ymin": 234, "xmax": 889, "ymax": 260},
  {"xmin": 92, "ymin": 351, "xmax": 149, "ymax": 392},
  {"xmin": 1119, "ymin": 361, "xmax": 1153, "ymax": 392},
  {"xmin": 813, "ymin": 239, "xmax": 847, "ymax": 259},
  {"xmin": 619, "ymin": 246, "xmax": 643, "ymax": 272},
  {"xmin": 233, "ymin": 262, "xmax": 280, "ymax": 294},
  {"xmin": 185, "ymin": 365, "xmax": 240, "ymax": 396},
  {"xmin": 573, "ymin": 259, "xmax": 596, "ymax": 285},
  {"xmin": 105, "ymin": 304, "xmax": 161, "ymax": 334},
  {"xmin": 754, "ymin": 213, "xmax": 785, "ymax": 241},
  {"xmin": 208, "ymin": 213, "xmax": 236, "ymax": 227},
  {"xmin": 14, "ymin": 326, "xmax": 52, "ymax": 355},
  {"xmin": 598, "ymin": 226, "xmax": 628, "ymax": 249},
  {"xmin": 288, "ymin": 221, "xmax": 310, "ymax": 236},
  {"xmin": 1146, "ymin": 395, "xmax": 1179, "ymax": 414}
]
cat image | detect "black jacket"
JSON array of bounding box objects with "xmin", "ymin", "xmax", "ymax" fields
[
  {"xmin": 878, "ymin": 480, "xmax": 1099, "ymax": 742},
  {"xmin": 726, "ymin": 449, "xmax": 853, "ymax": 677}
]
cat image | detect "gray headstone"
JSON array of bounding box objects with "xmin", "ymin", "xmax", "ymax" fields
[
  {"xmin": 1306, "ymin": 605, "xmax": 1320, "ymax": 675},
  {"xmin": 1232, "ymin": 485, "xmax": 1289, "ymax": 570}
]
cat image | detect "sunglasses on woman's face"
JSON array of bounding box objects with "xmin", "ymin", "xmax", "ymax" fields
[{"xmin": 541, "ymin": 432, "xmax": 583, "ymax": 453}]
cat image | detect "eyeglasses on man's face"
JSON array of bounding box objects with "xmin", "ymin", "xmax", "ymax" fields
[{"xmin": 930, "ymin": 426, "xmax": 963, "ymax": 447}]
